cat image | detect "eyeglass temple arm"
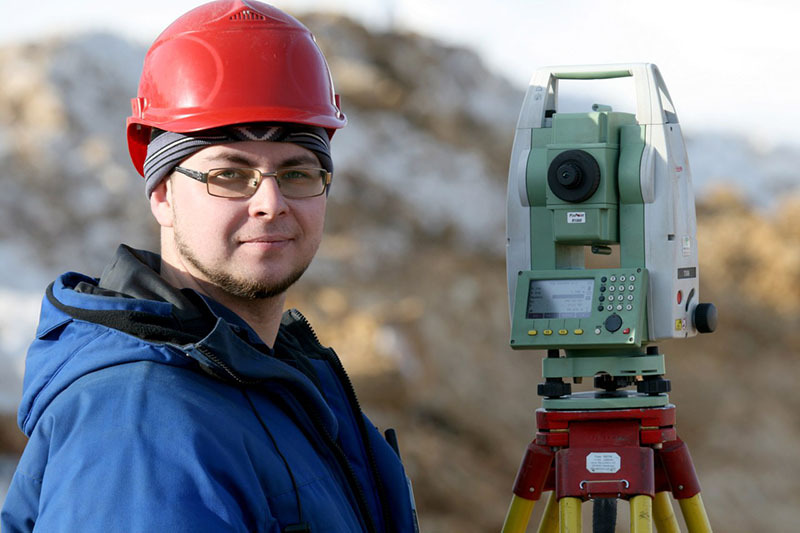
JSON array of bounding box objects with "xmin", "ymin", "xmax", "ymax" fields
[{"xmin": 174, "ymin": 166, "xmax": 208, "ymax": 183}]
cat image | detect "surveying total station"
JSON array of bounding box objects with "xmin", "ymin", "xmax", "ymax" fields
[{"xmin": 501, "ymin": 64, "xmax": 718, "ymax": 532}]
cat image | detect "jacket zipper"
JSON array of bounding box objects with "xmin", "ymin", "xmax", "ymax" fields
[
  {"xmin": 194, "ymin": 333, "xmax": 381, "ymax": 533},
  {"xmin": 288, "ymin": 392, "xmax": 379, "ymax": 533},
  {"xmin": 194, "ymin": 345, "xmax": 263, "ymax": 385},
  {"xmin": 289, "ymin": 309, "xmax": 395, "ymax": 533}
]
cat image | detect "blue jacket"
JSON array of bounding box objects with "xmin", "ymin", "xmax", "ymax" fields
[{"xmin": 1, "ymin": 246, "xmax": 418, "ymax": 532}]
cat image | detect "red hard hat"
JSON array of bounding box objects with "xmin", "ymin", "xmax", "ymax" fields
[{"xmin": 126, "ymin": 0, "xmax": 346, "ymax": 176}]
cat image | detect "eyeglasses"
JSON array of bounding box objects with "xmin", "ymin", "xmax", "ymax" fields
[{"xmin": 173, "ymin": 166, "xmax": 331, "ymax": 199}]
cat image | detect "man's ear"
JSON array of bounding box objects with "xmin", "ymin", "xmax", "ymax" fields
[{"xmin": 149, "ymin": 178, "xmax": 174, "ymax": 228}]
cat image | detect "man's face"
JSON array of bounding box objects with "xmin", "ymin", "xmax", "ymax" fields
[{"xmin": 157, "ymin": 140, "xmax": 327, "ymax": 300}]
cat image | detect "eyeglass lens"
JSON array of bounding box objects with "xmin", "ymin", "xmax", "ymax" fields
[{"xmin": 206, "ymin": 168, "xmax": 327, "ymax": 198}]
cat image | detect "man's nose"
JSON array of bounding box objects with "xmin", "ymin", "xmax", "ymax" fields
[{"xmin": 247, "ymin": 174, "xmax": 289, "ymax": 219}]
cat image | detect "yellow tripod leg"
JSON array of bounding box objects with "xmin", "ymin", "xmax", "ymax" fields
[
  {"xmin": 652, "ymin": 492, "xmax": 681, "ymax": 533},
  {"xmin": 630, "ymin": 495, "xmax": 653, "ymax": 533},
  {"xmin": 502, "ymin": 494, "xmax": 536, "ymax": 533},
  {"xmin": 537, "ymin": 491, "xmax": 559, "ymax": 533},
  {"xmin": 558, "ymin": 497, "xmax": 581, "ymax": 533},
  {"xmin": 678, "ymin": 494, "xmax": 712, "ymax": 532}
]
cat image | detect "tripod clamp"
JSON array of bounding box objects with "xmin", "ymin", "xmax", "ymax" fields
[{"xmin": 503, "ymin": 404, "xmax": 711, "ymax": 532}]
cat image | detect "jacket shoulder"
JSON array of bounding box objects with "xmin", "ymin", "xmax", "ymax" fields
[{"xmin": 9, "ymin": 361, "xmax": 274, "ymax": 532}]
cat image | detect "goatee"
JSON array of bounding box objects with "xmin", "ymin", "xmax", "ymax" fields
[{"xmin": 174, "ymin": 232, "xmax": 309, "ymax": 300}]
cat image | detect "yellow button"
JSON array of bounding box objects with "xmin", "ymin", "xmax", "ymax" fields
[
  {"xmin": 543, "ymin": 329, "xmax": 553, "ymax": 336},
  {"xmin": 558, "ymin": 329, "xmax": 568, "ymax": 335},
  {"xmin": 574, "ymin": 329, "xmax": 584, "ymax": 335},
  {"xmin": 527, "ymin": 330, "xmax": 538, "ymax": 336}
]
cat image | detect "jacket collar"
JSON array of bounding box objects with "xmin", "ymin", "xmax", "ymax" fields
[{"xmin": 65, "ymin": 245, "xmax": 333, "ymax": 422}]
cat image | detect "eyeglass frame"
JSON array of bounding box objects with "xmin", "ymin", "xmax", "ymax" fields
[{"xmin": 172, "ymin": 166, "xmax": 332, "ymax": 199}]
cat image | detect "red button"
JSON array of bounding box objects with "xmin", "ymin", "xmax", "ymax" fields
[
  {"xmin": 677, "ymin": 290, "xmax": 683, "ymax": 304},
  {"xmin": 623, "ymin": 328, "xmax": 631, "ymax": 334}
]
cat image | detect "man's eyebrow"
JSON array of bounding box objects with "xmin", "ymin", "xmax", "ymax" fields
[
  {"xmin": 280, "ymin": 155, "xmax": 320, "ymax": 167},
  {"xmin": 202, "ymin": 152, "xmax": 255, "ymax": 167},
  {"xmin": 199, "ymin": 151, "xmax": 319, "ymax": 168}
]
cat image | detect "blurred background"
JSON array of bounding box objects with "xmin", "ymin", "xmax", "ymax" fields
[{"xmin": 1, "ymin": 0, "xmax": 798, "ymax": 531}]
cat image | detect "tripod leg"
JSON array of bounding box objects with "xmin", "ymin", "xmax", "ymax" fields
[
  {"xmin": 678, "ymin": 494, "xmax": 712, "ymax": 532},
  {"xmin": 503, "ymin": 441, "xmax": 555, "ymax": 532},
  {"xmin": 537, "ymin": 491, "xmax": 559, "ymax": 533},
  {"xmin": 592, "ymin": 498, "xmax": 616, "ymax": 533},
  {"xmin": 630, "ymin": 495, "xmax": 652, "ymax": 533},
  {"xmin": 559, "ymin": 497, "xmax": 582, "ymax": 533},
  {"xmin": 657, "ymin": 437, "xmax": 712, "ymax": 532},
  {"xmin": 502, "ymin": 495, "xmax": 536, "ymax": 533},
  {"xmin": 652, "ymin": 492, "xmax": 680, "ymax": 533}
]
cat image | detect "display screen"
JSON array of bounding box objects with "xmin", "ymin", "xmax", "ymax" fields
[{"xmin": 526, "ymin": 279, "xmax": 595, "ymax": 319}]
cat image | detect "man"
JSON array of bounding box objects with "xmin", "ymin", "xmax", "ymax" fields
[{"xmin": 0, "ymin": 1, "xmax": 418, "ymax": 532}]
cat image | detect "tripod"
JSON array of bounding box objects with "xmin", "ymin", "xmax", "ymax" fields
[{"xmin": 501, "ymin": 403, "xmax": 712, "ymax": 532}]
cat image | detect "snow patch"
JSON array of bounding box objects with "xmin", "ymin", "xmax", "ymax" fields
[
  {"xmin": 334, "ymin": 110, "xmax": 506, "ymax": 253},
  {"xmin": 0, "ymin": 288, "xmax": 40, "ymax": 412}
]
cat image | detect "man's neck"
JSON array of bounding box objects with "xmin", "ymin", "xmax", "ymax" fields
[{"xmin": 159, "ymin": 258, "xmax": 286, "ymax": 347}]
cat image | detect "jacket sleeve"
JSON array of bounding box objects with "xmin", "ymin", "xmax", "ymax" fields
[
  {"xmin": 1, "ymin": 467, "xmax": 41, "ymax": 533},
  {"xmin": 2, "ymin": 366, "xmax": 281, "ymax": 533}
]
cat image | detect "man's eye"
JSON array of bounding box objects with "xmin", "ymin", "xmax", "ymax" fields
[
  {"xmin": 281, "ymin": 169, "xmax": 313, "ymax": 180},
  {"xmin": 214, "ymin": 169, "xmax": 250, "ymax": 180}
]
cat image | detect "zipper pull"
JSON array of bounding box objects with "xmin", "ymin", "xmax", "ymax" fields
[
  {"xmin": 384, "ymin": 428, "xmax": 421, "ymax": 533},
  {"xmin": 384, "ymin": 428, "xmax": 401, "ymax": 458}
]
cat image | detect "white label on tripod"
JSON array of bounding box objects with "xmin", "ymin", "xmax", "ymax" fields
[
  {"xmin": 586, "ymin": 452, "xmax": 621, "ymax": 473},
  {"xmin": 567, "ymin": 212, "xmax": 586, "ymax": 224}
]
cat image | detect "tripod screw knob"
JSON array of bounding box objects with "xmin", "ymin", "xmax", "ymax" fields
[
  {"xmin": 637, "ymin": 376, "xmax": 671, "ymax": 394},
  {"xmin": 537, "ymin": 379, "xmax": 571, "ymax": 398},
  {"xmin": 693, "ymin": 303, "xmax": 718, "ymax": 333}
]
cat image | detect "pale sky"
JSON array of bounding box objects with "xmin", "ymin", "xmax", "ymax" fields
[{"xmin": 3, "ymin": 0, "xmax": 798, "ymax": 148}]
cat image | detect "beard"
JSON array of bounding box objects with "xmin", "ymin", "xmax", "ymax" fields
[{"xmin": 174, "ymin": 228, "xmax": 310, "ymax": 300}]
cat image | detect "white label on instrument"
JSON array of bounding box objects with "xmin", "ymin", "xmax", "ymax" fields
[
  {"xmin": 586, "ymin": 452, "xmax": 620, "ymax": 473},
  {"xmin": 567, "ymin": 212, "xmax": 586, "ymax": 224}
]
